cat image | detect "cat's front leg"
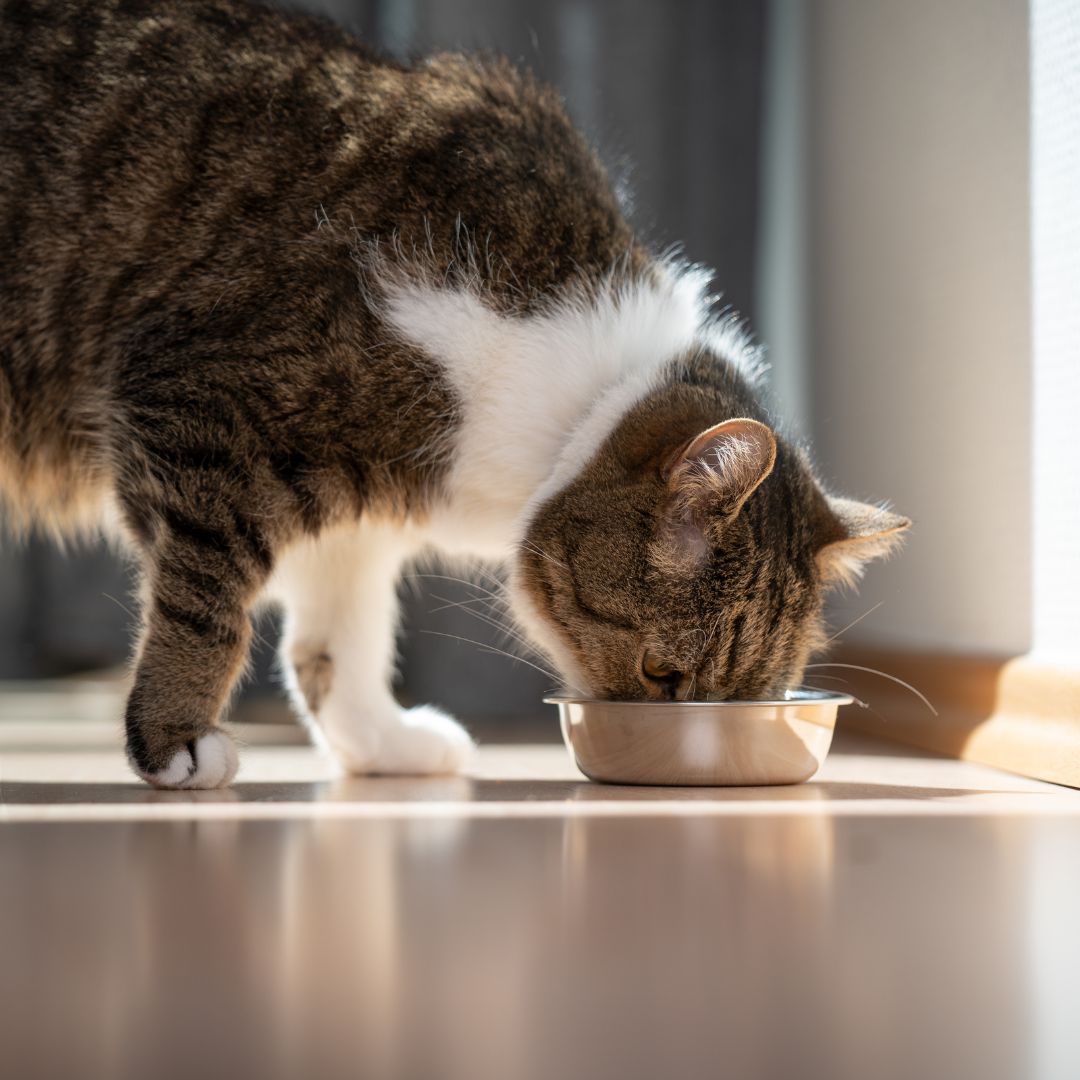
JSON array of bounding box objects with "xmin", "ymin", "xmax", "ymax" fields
[
  {"xmin": 274, "ymin": 520, "xmax": 475, "ymax": 775},
  {"xmin": 123, "ymin": 521, "xmax": 271, "ymax": 790}
]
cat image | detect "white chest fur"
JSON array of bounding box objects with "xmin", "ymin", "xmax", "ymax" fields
[{"xmin": 381, "ymin": 262, "xmax": 762, "ymax": 561}]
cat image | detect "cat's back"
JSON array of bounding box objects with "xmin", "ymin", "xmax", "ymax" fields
[
  {"xmin": 1, "ymin": 0, "xmax": 631, "ymax": 308},
  {"xmin": 0, "ymin": 0, "xmax": 391, "ymax": 251},
  {"xmin": 0, "ymin": 0, "xmax": 636, "ymax": 531}
]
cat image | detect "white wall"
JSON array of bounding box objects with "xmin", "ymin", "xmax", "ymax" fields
[{"xmin": 779, "ymin": 0, "xmax": 1033, "ymax": 655}]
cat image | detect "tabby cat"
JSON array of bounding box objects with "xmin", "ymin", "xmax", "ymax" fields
[{"xmin": 0, "ymin": 0, "xmax": 908, "ymax": 788}]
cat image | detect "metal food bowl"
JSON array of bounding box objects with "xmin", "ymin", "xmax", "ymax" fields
[{"xmin": 545, "ymin": 690, "xmax": 854, "ymax": 787}]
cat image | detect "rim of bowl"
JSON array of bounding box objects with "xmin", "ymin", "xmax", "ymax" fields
[{"xmin": 543, "ymin": 689, "xmax": 855, "ymax": 708}]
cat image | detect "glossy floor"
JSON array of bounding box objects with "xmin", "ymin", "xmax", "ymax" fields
[{"xmin": 3, "ymin": 695, "xmax": 1080, "ymax": 1079}]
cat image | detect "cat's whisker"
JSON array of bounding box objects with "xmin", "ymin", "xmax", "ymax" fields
[
  {"xmin": 248, "ymin": 622, "xmax": 276, "ymax": 653},
  {"xmin": 823, "ymin": 601, "xmax": 885, "ymax": 647},
  {"xmin": 682, "ymin": 670, "xmax": 698, "ymax": 701},
  {"xmin": 520, "ymin": 539, "xmax": 568, "ymax": 570},
  {"xmin": 702, "ymin": 611, "xmax": 724, "ymax": 653},
  {"xmin": 428, "ymin": 592, "xmax": 539, "ymax": 655},
  {"xmin": 469, "ymin": 563, "xmax": 507, "ymax": 591},
  {"xmin": 419, "ymin": 629, "xmax": 577, "ymax": 692},
  {"xmin": 427, "ymin": 595, "xmax": 500, "ymax": 615},
  {"xmin": 805, "ymin": 662, "xmax": 938, "ymax": 716},
  {"xmin": 101, "ymin": 591, "xmax": 137, "ymax": 620},
  {"xmin": 408, "ymin": 572, "xmax": 503, "ymax": 601},
  {"xmin": 794, "ymin": 682, "xmax": 871, "ymax": 710}
]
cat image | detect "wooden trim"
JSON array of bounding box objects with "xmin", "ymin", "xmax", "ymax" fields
[{"xmin": 829, "ymin": 648, "xmax": 1080, "ymax": 789}]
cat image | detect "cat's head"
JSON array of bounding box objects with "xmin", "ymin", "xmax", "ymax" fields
[{"xmin": 510, "ymin": 386, "xmax": 908, "ymax": 702}]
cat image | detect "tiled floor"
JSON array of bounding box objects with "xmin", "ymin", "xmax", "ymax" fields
[{"xmin": 3, "ymin": 688, "xmax": 1080, "ymax": 1079}]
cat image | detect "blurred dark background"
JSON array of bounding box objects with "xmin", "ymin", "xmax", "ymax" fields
[{"xmin": 0, "ymin": 0, "xmax": 767, "ymax": 724}]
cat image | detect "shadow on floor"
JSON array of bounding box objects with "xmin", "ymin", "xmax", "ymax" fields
[{"xmin": 0, "ymin": 776, "xmax": 1027, "ymax": 807}]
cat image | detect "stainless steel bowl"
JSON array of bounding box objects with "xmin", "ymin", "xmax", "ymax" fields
[{"xmin": 545, "ymin": 690, "xmax": 854, "ymax": 786}]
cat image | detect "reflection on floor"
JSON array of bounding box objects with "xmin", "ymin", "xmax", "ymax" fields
[{"xmin": 3, "ymin": 689, "xmax": 1080, "ymax": 1080}]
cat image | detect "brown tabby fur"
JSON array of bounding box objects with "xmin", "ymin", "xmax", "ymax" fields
[{"xmin": 1, "ymin": 0, "xmax": 905, "ymax": 779}]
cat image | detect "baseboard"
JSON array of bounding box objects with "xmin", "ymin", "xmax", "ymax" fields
[{"xmin": 828, "ymin": 648, "xmax": 1080, "ymax": 789}]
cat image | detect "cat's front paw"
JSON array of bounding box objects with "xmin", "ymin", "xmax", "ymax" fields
[
  {"xmin": 330, "ymin": 704, "xmax": 475, "ymax": 776},
  {"xmin": 134, "ymin": 730, "xmax": 239, "ymax": 790}
]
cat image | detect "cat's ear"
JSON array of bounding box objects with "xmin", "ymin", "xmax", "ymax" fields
[
  {"xmin": 664, "ymin": 418, "xmax": 777, "ymax": 522},
  {"xmin": 654, "ymin": 418, "xmax": 777, "ymax": 568},
  {"xmin": 816, "ymin": 496, "xmax": 911, "ymax": 588}
]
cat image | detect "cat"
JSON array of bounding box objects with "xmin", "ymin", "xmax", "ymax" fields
[{"xmin": 0, "ymin": 0, "xmax": 908, "ymax": 788}]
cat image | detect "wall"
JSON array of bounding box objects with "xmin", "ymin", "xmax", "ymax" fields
[{"xmin": 790, "ymin": 0, "xmax": 1033, "ymax": 655}]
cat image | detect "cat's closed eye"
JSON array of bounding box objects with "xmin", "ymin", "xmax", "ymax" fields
[{"xmin": 641, "ymin": 650, "xmax": 682, "ymax": 690}]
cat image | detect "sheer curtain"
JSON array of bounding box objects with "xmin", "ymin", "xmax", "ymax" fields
[{"xmin": 1031, "ymin": 0, "xmax": 1080, "ymax": 666}]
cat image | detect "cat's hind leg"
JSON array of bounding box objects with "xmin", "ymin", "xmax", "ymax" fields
[{"xmin": 272, "ymin": 520, "xmax": 475, "ymax": 775}]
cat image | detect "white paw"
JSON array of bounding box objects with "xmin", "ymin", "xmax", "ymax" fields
[
  {"xmin": 139, "ymin": 730, "xmax": 239, "ymax": 790},
  {"xmin": 331, "ymin": 704, "xmax": 475, "ymax": 776}
]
